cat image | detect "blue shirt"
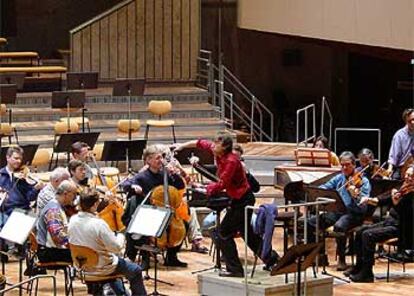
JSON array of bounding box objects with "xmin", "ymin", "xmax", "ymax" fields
[
  {"xmin": 320, "ymin": 173, "xmax": 371, "ymax": 214},
  {"xmin": 388, "ymin": 126, "xmax": 414, "ymax": 167},
  {"xmin": 0, "ymin": 167, "xmax": 39, "ymax": 216}
]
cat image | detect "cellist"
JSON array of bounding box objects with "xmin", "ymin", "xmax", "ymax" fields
[{"xmin": 121, "ymin": 145, "xmax": 186, "ymax": 269}]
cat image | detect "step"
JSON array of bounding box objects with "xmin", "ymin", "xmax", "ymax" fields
[{"xmin": 8, "ymin": 102, "xmax": 219, "ymax": 122}]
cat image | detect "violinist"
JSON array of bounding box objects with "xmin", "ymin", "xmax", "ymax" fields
[
  {"xmin": 356, "ymin": 148, "xmax": 386, "ymax": 179},
  {"xmin": 122, "ymin": 145, "xmax": 186, "ymax": 269},
  {"xmin": 175, "ymin": 132, "xmax": 279, "ymax": 277},
  {"xmin": 68, "ymin": 160, "xmax": 88, "ymax": 188},
  {"xmin": 307, "ymin": 151, "xmax": 371, "ymax": 271},
  {"xmin": 386, "ymin": 108, "xmax": 414, "ymax": 180},
  {"xmin": 346, "ymin": 166, "xmax": 414, "ymax": 282},
  {"xmin": 36, "ymin": 180, "xmax": 77, "ymax": 264},
  {"xmin": 0, "ymin": 146, "xmax": 44, "ymax": 227},
  {"xmin": 36, "ymin": 167, "xmax": 71, "ymax": 214},
  {"xmin": 71, "ymin": 141, "xmax": 94, "ymax": 181}
]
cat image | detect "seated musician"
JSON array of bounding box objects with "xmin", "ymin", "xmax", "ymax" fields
[
  {"xmin": 0, "ymin": 146, "xmax": 44, "ymax": 227},
  {"xmin": 346, "ymin": 166, "xmax": 414, "ymax": 282},
  {"xmin": 175, "ymin": 132, "xmax": 279, "ymax": 277},
  {"xmin": 357, "ymin": 148, "xmax": 387, "ymax": 179},
  {"xmin": 68, "ymin": 189, "xmax": 147, "ymax": 296},
  {"xmin": 308, "ymin": 151, "xmax": 371, "ymax": 271},
  {"xmin": 71, "ymin": 141, "xmax": 94, "ymax": 181},
  {"xmin": 68, "ymin": 159, "xmax": 88, "ymax": 188},
  {"xmin": 386, "ymin": 108, "xmax": 414, "ymax": 180},
  {"xmin": 36, "ymin": 180, "xmax": 77, "ymax": 263},
  {"xmin": 313, "ymin": 135, "xmax": 340, "ymax": 166},
  {"xmin": 36, "ymin": 167, "xmax": 71, "ymax": 214},
  {"xmin": 122, "ymin": 145, "xmax": 187, "ymax": 268}
]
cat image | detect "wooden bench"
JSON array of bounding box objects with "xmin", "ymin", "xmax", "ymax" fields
[
  {"xmin": 0, "ymin": 66, "xmax": 67, "ymax": 91},
  {"xmin": 0, "ymin": 51, "xmax": 40, "ymax": 66}
]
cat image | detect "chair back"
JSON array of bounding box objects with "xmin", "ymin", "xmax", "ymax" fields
[
  {"xmin": 54, "ymin": 121, "xmax": 80, "ymax": 134},
  {"xmin": 28, "ymin": 231, "xmax": 38, "ymax": 252},
  {"xmin": 148, "ymin": 100, "xmax": 172, "ymax": 117},
  {"xmin": 0, "ymin": 104, "xmax": 6, "ymax": 115},
  {"xmin": 117, "ymin": 119, "xmax": 141, "ymax": 133},
  {"xmin": 69, "ymin": 243, "xmax": 99, "ymax": 270}
]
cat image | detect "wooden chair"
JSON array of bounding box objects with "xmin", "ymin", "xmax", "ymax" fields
[
  {"xmin": 60, "ymin": 117, "xmax": 90, "ymax": 132},
  {"xmin": 144, "ymin": 100, "xmax": 176, "ymax": 143},
  {"xmin": 31, "ymin": 148, "xmax": 51, "ymax": 169},
  {"xmin": 27, "ymin": 232, "xmax": 74, "ymax": 296},
  {"xmin": 117, "ymin": 119, "xmax": 140, "ymax": 136},
  {"xmin": 49, "ymin": 121, "xmax": 80, "ymax": 169},
  {"xmin": 377, "ymin": 237, "xmax": 406, "ymax": 282},
  {"xmin": 69, "ymin": 243, "xmax": 124, "ymax": 294}
]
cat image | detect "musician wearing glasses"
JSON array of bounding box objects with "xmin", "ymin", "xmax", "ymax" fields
[
  {"xmin": 308, "ymin": 151, "xmax": 371, "ymax": 271},
  {"xmin": 122, "ymin": 145, "xmax": 186, "ymax": 269},
  {"xmin": 71, "ymin": 141, "xmax": 94, "ymax": 181},
  {"xmin": 174, "ymin": 132, "xmax": 279, "ymax": 277},
  {"xmin": 387, "ymin": 108, "xmax": 414, "ymax": 180}
]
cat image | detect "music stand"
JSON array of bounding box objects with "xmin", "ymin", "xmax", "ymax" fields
[
  {"xmin": 113, "ymin": 79, "xmax": 145, "ymax": 140},
  {"xmin": 127, "ymin": 203, "xmax": 173, "ymax": 296},
  {"xmin": 173, "ymin": 147, "xmax": 214, "ymax": 165},
  {"xmin": 0, "ymin": 209, "xmax": 37, "ymax": 295},
  {"xmin": 271, "ymin": 242, "xmax": 322, "ymax": 296},
  {"xmin": 112, "ymin": 79, "xmax": 145, "ymax": 97},
  {"xmin": 0, "ymin": 73, "xmax": 25, "ymax": 90},
  {"xmin": 51, "ymin": 90, "xmax": 86, "ymax": 132},
  {"xmin": 51, "ymin": 132, "xmax": 99, "ymax": 168},
  {"xmin": 66, "ymin": 72, "xmax": 98, "ymax": 90},
  {"xmin": 101, "ymin": 139, "xmax": 147, "ymax": 171}
]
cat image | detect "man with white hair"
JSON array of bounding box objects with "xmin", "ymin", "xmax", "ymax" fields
[{"xmin": 36, "ymin": 167, "xmax": 71, "ymax": 214}]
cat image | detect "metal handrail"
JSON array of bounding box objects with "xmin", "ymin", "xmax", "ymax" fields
[
  {"xmin": 0, "ymin": 274, "xmax": 57, "ymax": 295},
  {"xmin": 244, "ymin": 198, "xmax": 336, "ymax": 296},
  {"xmin": 334, "ymin": 128, "xmax": 382, "ymax": 163},
  {"xmin": 70, "ymin": 0, "xmax": 134, "ymax": 34},
  {"xmin": 320, "ymin": 96, "xmax": 333, "ymax": 147},
  {"xmin": 296, "ymin": 104, "xmax": 316, "ymax": 147}
]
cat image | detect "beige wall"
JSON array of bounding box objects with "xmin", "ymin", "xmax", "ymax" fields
[{"xmin": 239, "ymin": 0, "xmax": 414, "ymax": 51}]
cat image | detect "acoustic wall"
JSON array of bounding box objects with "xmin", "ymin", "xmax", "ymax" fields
[{"xmin": 70, "ymin": 0, "xmax": 200, "ymax": 81}]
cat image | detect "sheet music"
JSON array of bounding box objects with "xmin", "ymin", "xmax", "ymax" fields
[
  {"xmin": 127, "ymin": 206, "xmax": 169, "ymax": 237},
  {"xmin": 0, "ymin": 210, "xmax": 37, "ymax": 244}
]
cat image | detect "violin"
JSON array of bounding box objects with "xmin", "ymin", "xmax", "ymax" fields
[
  {"xmin": 370, "ymin": 162, "xmax": 392, "ymax": 179},
  {"xmin": 13, "ymin": 165, "xmax": 44, "ymax": 188},
  {"xmin": 339, "ymin": 165, "xmax": 369, "ymax": 200}
]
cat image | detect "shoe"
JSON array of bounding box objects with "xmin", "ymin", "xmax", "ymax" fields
[
  {"xmin": 219, "ymin": 270, "xmax": 244, "ymax": 278},
  {"xmin": 350, "ymin": 267, "xmax": 374, "ymax": 283},
  {"xmin": 336, "ymin": 258, "xmax": 348, "ymax": 271},
  {"xmin": 191, "ymin": 244, "xmax": 209, "ymax": 254},
  {"xmin": 343, "ymin": 264, "xmax": 361, "ymax": 277},
  {"xmin": 263, "ymin": 250, "xmax": 280, "ymax": 271},
  {"xmin": 164, "ymin": 257, "xmax": 188, "ymax": 268}
]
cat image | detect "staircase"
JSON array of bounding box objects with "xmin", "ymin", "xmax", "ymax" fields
[{"xmin": 7, "ymin": 85, "xmax": 227, "ymax": 148}]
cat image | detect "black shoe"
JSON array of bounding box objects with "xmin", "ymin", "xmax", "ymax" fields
[
  {"xmin": 263, "ymin": 250, "xmax": 280, "ymax": 271},
  {"xmin": 219, "ymin": 270, "xmax": 244, "ymax": 278},
  {"xmin": 336, "ymin": 258, "xmax": 348, "ymax": 271},
  {"xmin": 164, "ymin": 257, "xmax": 188, "ymax": 268},
  {"xmin": 350, "ymin": 267, "xmax": 374, "ymax": 283},
  {"xmin": 343, "ymin": 264, "xmax": 361, "ymax": 277}
]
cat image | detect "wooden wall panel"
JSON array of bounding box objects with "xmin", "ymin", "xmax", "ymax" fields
[
  {"xmin": 190, "ymin": 0, "xmax": 200, "ymax": 79},
  {"xmin": 145, "ymin": 0, "xmax": 155, "ymax": 78},
  {"xmin": 118, "ymin": 6, "xmax": 128, "ymax": 78},
  {"xmin": 109, "ymin": 13, "xmax": 118, "ymax": 78},
  {"xmin": 154, "ymin": 0, "xmax": 164, "ymax": 79},
  {"xmin": 181, "ymin": 0, "xmax": 190, "ymax": 80},
  {"xmin": 71, "ymin": 0, "xmax": 200, "ymax": 81},
  {"xmin": 163, "ymin": 0, "xmax": 173, "ymax": 79},
  {"xmin": 172, "ymin": 0, "xmax": 181, "ymax": 80},
  {"xmin": 100, "ymin": 18, "xmax": 110, "ymax": 78},
  {"xmin": 72, "ymin": 32, "xmax": 82, "ymax": 72},
  {"xmin": 82, "ymin": 26, "xmax": 91, "ymax": 71},
  {"xmin": 127, "ymin": 2, "xmax": 137, "ymax": 78},
  {"xmin": 136, "ymin": 0, "xmax": 145, "ymax": 77},
  {"xmin": 91, "ymin": 22, "xmax": 101, "ymax": 73}
]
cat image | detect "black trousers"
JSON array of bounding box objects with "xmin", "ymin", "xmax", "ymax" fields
[
  {"xmin": 37, "ymin": 246, "xmax": 72, "ymax": 263},
  {"xmin": 354, "ymin": 219, "xmax": 398, "ymax": 266},
  {"xmin": 217, "ymin": 191, "xmax": 262, "ymax": 274}
]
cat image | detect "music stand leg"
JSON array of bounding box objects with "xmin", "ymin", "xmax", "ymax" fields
[
  {"xmin": 147, "ymin": 239, "xmax": 169, "ymax": 296},
  {"xmin": 192, "ymin": 208, "xmax": 224, "ymax": 275}
]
